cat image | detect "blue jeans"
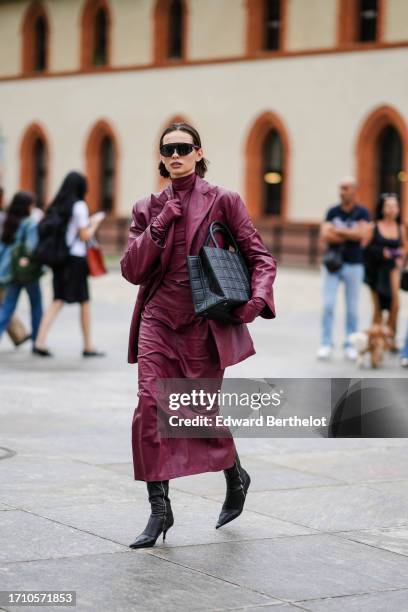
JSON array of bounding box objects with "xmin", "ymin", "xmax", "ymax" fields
[
  {"xmin": 321, "ymin": 263, "xmax": 365, "ymax": 348},
  {"xmin": 0, "ymin": 280, "xmax": 43, "ymax": 343},
  {"xmin": 401, "ymin": 322, "xmax": 408, "ymax": 359}
]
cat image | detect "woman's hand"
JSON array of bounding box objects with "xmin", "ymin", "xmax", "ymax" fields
[
  {"xmin": 383, "ymin": 247, "xmax": 392, "ymax": 259},
  {"xmin": 155, "ymin": 197, "xmax": 182, "ymax": 229},
  {"xmin": 231, "ymin": 297, "xmax": 266, "ymax": 324}
]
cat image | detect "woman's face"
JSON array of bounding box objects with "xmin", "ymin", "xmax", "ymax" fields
[
  {"xmin": 383, "ymin": 196, "xmax": 399, "ymax": 220},
  {"xmin": 160, "ymin": 130, "xmax": 203, "ymax": 178}
]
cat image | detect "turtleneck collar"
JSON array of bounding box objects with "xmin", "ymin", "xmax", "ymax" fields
[{"xmin": 171, "ymin": 171, "xmax": 197, "ymax": 194}]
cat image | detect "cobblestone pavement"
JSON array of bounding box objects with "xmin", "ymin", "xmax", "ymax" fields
[{"xmin": 1, "ymin": 266, "xmax": 407, "ymax": 611}]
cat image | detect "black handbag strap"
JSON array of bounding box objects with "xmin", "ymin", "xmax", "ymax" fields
[{"xmin": 205, "ymin": 221, "xmax": 240, "ymax": 252}]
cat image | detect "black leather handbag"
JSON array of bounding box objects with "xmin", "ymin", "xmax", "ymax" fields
[
  {"xmin": 187, "ymin": 220, "xmax": 252, "ymax": 322},
  {"xmin": 322, "ymin": 246, "xmax": 344, "ymax": 273}
]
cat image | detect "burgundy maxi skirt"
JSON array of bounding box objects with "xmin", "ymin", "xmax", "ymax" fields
[{"xmin": 132, "ymin": 302, "xmax": 237, "ymax": 481}]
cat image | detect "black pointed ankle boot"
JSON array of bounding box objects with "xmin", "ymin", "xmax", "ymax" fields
[
  {"xmin": 215, "ymin": 453, "xmax": 251, "ymax": 529},
  {"xmin": 129, "ymin": 480, "xmax": 174, "ymax": 548}
]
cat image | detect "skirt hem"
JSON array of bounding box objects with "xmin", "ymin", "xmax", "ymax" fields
[{"xmin": 133, "ymin": 460, "xmax": 236, "ymax": 482}]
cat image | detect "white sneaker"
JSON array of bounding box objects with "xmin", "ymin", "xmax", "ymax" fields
[
  {"xmin": 401, "ymin": 358, "xmax": 408, "ymax": 368},
  {"xmin": 344, "ymin": 346, "xmax": 358, "ymax": 361},
  {"xmin": 317, "ymin": 345, "xmax": 332, "ymax": 360}
]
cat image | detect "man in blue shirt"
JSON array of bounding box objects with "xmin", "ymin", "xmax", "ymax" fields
[{"xmin": 317, "ymin": 176, "xmax": 371, "ymax": 361}]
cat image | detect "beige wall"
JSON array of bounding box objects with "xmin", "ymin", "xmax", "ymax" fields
[
  {"xmin": 1, "ymin": 47, "xmax": 407, "ymax": 222},
  {"xmin": 0, "ymin": 1, "xmax": 26, "ymax": 76},
  {"xmin": 44, "ymin": 0, "xmax": 82, "ymax": 72},
  {"xmin": 286, "ymin": 0, "xmax": 338, "ymax": 50},
  {"xmin": 385, "ymin": 0, "xmax": 408, "ymax": 42},
  {"xmin": 112, "ymin": 0, "xmax": 154, "ymax": 66},
  {"xmin": 1, "ymin": 1, "xmax": 408, "ymax": 78},
  {"xmin": 188, "ymin": 0, "xmax": 245, "ymax": 60}
]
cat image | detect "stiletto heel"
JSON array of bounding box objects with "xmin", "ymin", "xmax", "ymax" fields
[
  {"xmin": 129, "ymin": 480, "xmax": 174, "ymax": 549},
  {"xmin": 216, "ymin": 453, "xmax": 251, "ymax": 529}
]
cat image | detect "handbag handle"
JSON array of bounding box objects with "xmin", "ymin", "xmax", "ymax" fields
[{"xmin": 205, "ymin": 221, "xmax": 240, "ymax": 253}]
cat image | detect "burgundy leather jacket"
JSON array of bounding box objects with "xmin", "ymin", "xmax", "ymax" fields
[{"xmin": 121, "ymin": 175, "xmax": 277, "ymax": 368}]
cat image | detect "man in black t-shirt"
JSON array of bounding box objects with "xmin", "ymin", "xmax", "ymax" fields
[{"xmin": 317, "ymin": 176, "xmax": 370, "ymax": 361}]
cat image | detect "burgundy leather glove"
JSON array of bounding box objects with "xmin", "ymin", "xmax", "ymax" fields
[
  {"xmin": 231, "ymin": 297, "xmax": 266, "ymax": 324},
  {"xmin": 150, "ymin": 197, "xmax": 182, "ymax": 245}
]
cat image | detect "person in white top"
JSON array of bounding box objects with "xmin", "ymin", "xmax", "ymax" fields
[{"xmin": 33, "ymin": 171, "xmax": 105, "ymax": 357}]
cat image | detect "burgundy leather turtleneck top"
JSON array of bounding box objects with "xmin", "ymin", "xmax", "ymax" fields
[
  {"xmin": 171, "ymin": 170, "xmax": 197, "ymax": 197},
  {"xmin": 145, "ymin": 172, "xmax": 198, "ymax": 325}
]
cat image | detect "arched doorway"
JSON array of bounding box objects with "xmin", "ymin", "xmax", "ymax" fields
[
  {"xmin": 85, "ymin": 120, "xmax": 118, "ymax": 214},
  {"xmin": 356, "ymin": 105, "xmax": 408, "ymax": 220},
  {"xmin": 20, "ymin": 123, "xmax": 49, "ymax": 207},
  {"xmin": 378, "ymin": 125, "xmax": 403, "ymax": 196},
  {"xmin": 245, "ymin": 111, "xmax": 289, "ymax": 220}
]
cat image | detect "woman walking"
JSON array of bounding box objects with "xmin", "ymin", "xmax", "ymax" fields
[
  {"xmin": 0, "ymin": 191, "xmax": 43, "ymax": 348},
  {"xmin": 33, "ymin": 171, "xmax": 105, "ymax": 357},
  {"xmin": 0, "ymin": 187, "xmax": 31, "ymax": 346},
  {"xmin": 363, "ymin": 193, "xmax": 408, "ymax": 350},
  {"xmin": 121, "ymin": 122, "xmax": 277, "ymax": 548}
]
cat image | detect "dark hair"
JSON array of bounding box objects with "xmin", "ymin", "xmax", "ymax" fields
[
  {"xmin": 1, "ymin": 191, "xmax": 36, "ymax": 245},
  {"xmin": 158, "ymin": 122, "xmax": 209, "ymax": 178},
  {"xmin": 47, "ymin": 171, "xmax": 88, "ymax": 221},
  {"xmin": 375, "ymin": 192, "xmax": 401, "ymax": 223}
]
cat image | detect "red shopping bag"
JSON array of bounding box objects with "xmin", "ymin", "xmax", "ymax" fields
[{"xmin": 86, "ymin": 239, "xmax": 107, "ymax": 277}]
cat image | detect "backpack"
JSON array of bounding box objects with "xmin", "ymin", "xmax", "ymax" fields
[
  {"xmin": 10, "ymin": 219, "xmax": 44, "ymax": 285},
  {"xmin": 33, "ymin": 205, "xmax": 71, "ymax": 268}
]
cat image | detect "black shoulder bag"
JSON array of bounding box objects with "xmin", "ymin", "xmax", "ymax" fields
[
  {"xmin": 322, "ymin": 207, "xmax": 361, "ymax": 273},
  {"xmin": 187, "ymin": 220, "xmax": 252, "ymax": 322}
]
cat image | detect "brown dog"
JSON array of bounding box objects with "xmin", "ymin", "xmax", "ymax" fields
[{"xmin": 349, "ymin": 324, "xmax": 395, "ymax": 368}]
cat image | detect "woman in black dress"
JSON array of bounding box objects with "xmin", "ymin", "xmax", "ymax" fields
[
  {"xmin": 33, "ymin": 172, "xmax": 105, "ymax": 357},
  {"xmin": 363, "ymin": 193, "xmax": 408, "ymax": 349}
]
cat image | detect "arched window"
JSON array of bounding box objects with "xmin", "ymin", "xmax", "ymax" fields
[
  {"xmin": 94, "ymin": 8, "xmax": 108, "ymax": 65},
  {"xmin": 264, "ymin": 0, "xmax": 281, "ymax": 51},
  {"xmin": 85, "ymin": 121, "xmax": 118, "ymax": 214},
  {"xmin": 154, "ymin": 0, "xmax": 187, "ymax": 63},
  {"xmin": 247, "ymin": 0, "xmax": 284, "ymax": 54},
  {"xmin": 81, "ymin": 0, "xmax": 111, "ymax": 69},
  {"xmin": 22, "ymin": 2, "xmax": 49, "ymax": 74},
  {"xmin": 338, "ymin": 0, "xmax": 383, "ymax": 45},
  {"xmin": 263, "ymin": 130, "xmax": 284, "ymax": 215},
  {"xmin": 358, "ymin": 0, "xmax": 379, "ymax": 43},
  {"xmin": 169, "ymin": 0, "xmax": 184, "ymax": 58},
  {"xmin": 20, "ymin": 124, "xmax": 49, "ymax": 207},
  {"xmin": 356, "ymin": 106, "xmax": 408, "ymax": 220},
  {"xmin": 245, "ymin": 111, "xmax": 290, "ymax": 220}
]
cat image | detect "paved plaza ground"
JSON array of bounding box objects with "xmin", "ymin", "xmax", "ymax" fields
[{"xmin": 1, "ymin": 265, "xmax": 408, "ymax": 611}]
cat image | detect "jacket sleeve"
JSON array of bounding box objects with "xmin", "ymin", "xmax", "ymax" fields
[
  {"xmin": 225, "ymin": 192, "xmax": 277, "ymax": 319},
  {"xmin": 120, "ymin": 198, "xmax": 166, "ymax": 285}
]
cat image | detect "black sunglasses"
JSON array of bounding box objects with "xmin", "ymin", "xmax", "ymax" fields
[
  {"xmin": 380, "ymin": 192, "xmax": 398, "ymax": 198},
  {"xmin": 160, "ymin": 142, "xmax": 200, "ymax": 157}
]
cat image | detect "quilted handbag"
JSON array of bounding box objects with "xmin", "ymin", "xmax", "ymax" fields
[{"xmin": 187, "ymin": 220, "xmax": 252, "ymax": 322}]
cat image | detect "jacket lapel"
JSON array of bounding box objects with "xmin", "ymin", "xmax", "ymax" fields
[{"xmin": 186, "ymin": 177, "xmax": 218, "ymax": 256}]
